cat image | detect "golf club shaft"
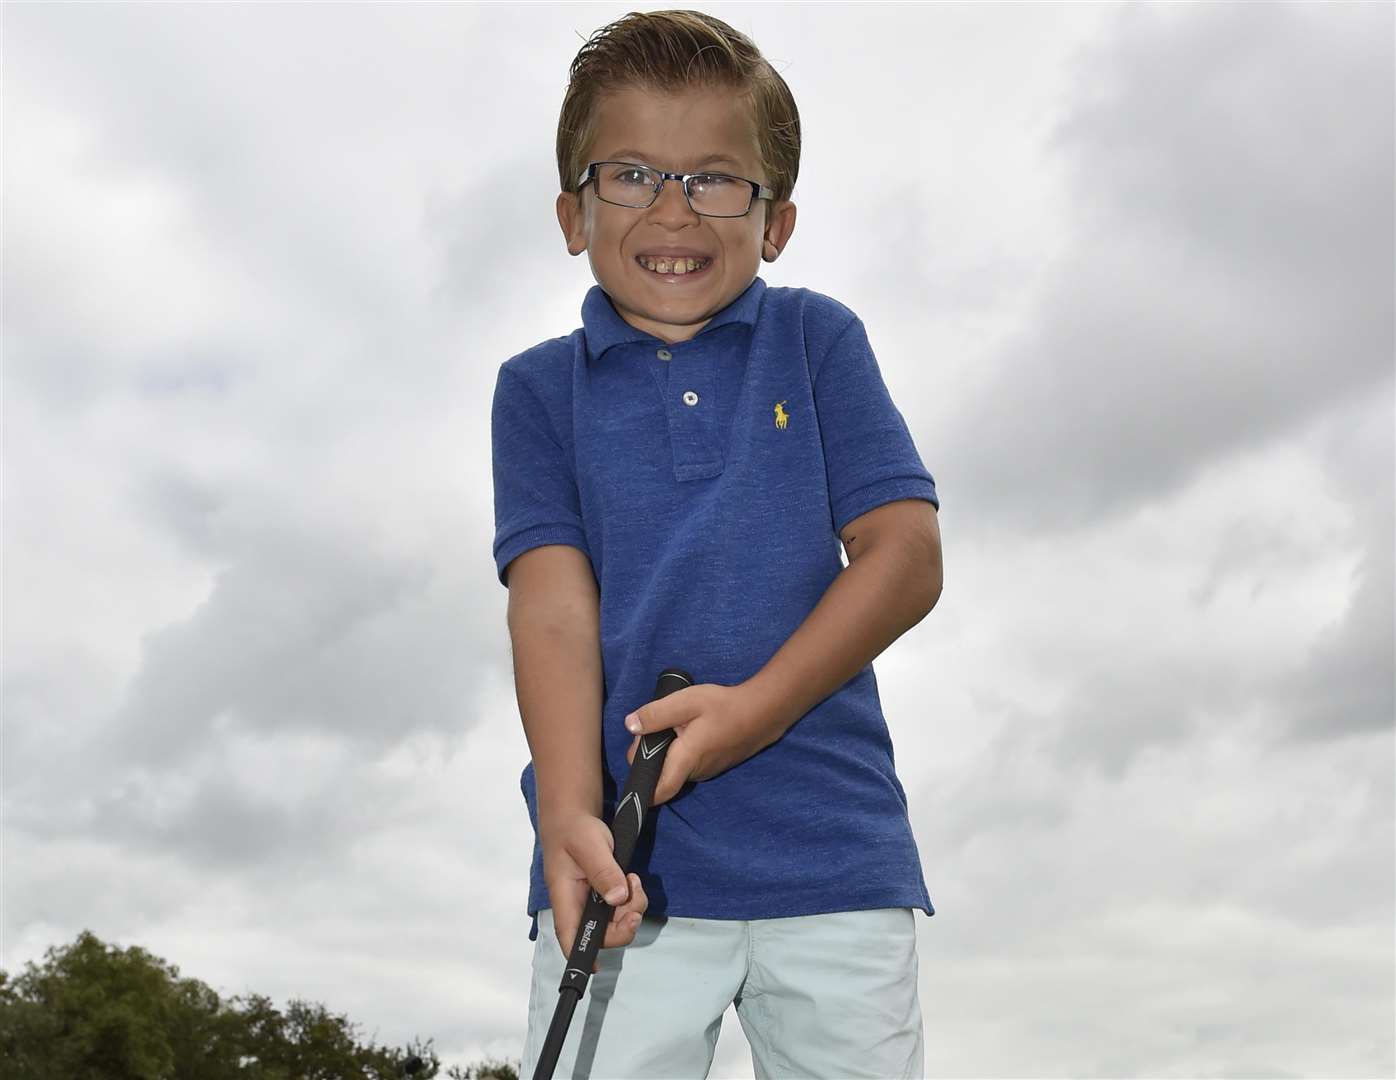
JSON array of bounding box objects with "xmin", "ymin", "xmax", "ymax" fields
[{"xmin": 531, "ymin": 666, "xmax": 693, "ymax": 1080}]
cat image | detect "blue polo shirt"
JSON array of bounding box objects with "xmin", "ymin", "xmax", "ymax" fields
[{"xmin": 492, "ymin": 276, "xmax": 939, "ymax": 942}]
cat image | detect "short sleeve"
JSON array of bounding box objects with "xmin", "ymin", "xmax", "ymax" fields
[
  {"xmin": 491, "ymin": 366, "xmax": 590, "ymax": 587},
  {"xmin": 812, "ymin": 316, "xmax": 939, "ymax": 537}
]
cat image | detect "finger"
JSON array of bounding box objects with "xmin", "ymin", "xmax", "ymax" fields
[
  {"xmin": 603, "ymin": 874, "xmax": 648, "ymax": 948},
  {"xmin": 613, "ymin": 872, "xmax": 648, "ymax": 918},
  {"xmin": 603, "ymin": 908, "xmax": 644, "ymax": 949},
  {"xmin": 650, "ymin": 738, "xmax": 693, "ymax": 808},
  {"xmin": 626, "ymin": 733, "xmax": 639, "ymax": 765},
  {"xmin": 563, "ymin": 878, "xmax": 645, "ymax": 973},
  {"xmin": 555, "ymin": 893, "xmax": 633, "ymax": 976}
]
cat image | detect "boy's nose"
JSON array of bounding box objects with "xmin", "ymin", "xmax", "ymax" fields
[{"xmin": 649, "ymin": 178, "xmax": 699, "ymax": 220}]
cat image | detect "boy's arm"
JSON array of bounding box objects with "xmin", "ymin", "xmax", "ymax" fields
[
  {"xmin": 749, "ymin": 313, "xmax": 942, "ymax": 739},
  {"xmin": 509, "ymin": 543, "xmax": 649, "ymax": 962},
  {"xmin": 621, "ymin": 497, "xmax": 942, "ymax": 804},
  {"xmin": 744, "ymin": 497, "xmax": 942, "ymax": 737},
  {"xmin": 506, "ymin": 544, "xmax": 605, "ymax": 838}
]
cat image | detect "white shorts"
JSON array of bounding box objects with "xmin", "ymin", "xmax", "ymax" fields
[{"xmin": 522, "ymin": 906, "xmax": 924, "ymax": 1079}]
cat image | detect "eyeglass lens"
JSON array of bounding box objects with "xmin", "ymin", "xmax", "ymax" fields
[{"xmin": 594, "ymin": 163, "xmax": 752, "ymax": 217}]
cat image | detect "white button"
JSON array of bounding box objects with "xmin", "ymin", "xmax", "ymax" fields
[
  {"xmin": 682, "ymin": 390, "xmax": 699, "ymax": 406},
  {"xmin": 656, "ymin": 348, "xmax": 672, "ymax": 361}
]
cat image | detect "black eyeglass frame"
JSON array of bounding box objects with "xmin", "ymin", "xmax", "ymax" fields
[{"xmin": 575, "ymin": 161, "xmax": 775, "ymax": 218}]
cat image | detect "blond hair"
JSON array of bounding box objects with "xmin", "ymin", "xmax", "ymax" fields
[{"xmin": 556, "ymin": 10, "xmax": 800, "ymax": 213}]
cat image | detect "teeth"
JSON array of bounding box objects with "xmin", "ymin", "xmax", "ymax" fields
[{"xmin": 640, "ymin": 256, "xmax": 707, "ymax": 274}]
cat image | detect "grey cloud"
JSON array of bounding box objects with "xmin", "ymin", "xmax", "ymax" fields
[
  {"xmin": 134, "ymin": 467, "xmax": 229, "ymax": 560},
  {"xmin": 94, "ymin": 771, "xmax": 306, "ymax": 867},
  {"xmin": 944, "ymin": 2, "xmax": 1392, "ymax": 538},
  {"xmin": 1, "ymin": 646, "xmax": 126, "ymax": 823},
  {"xmin": 85, "ymin": 763, "xmax": 362, "ymax": 872},
  {"xmin": 1279, "ymin": 538, "xmax": 1394, "ymax": 740},
  {"xmin": 925, "ymin": 700, "xmax": 1392, "ymax": 963},
  {"xmin": 6, "ymin": 2, "xmax": 518, "ymax": 409},
  {"xmin": 94, "ymin": 497, "xmax": 503, "ymax": 772},
  {"xmin": 1057, "ymin": 4, "xmax": 1392, "ymax": 283},
  {"xmin": 919, "ymin": 1, "xmax": 1395, "ymax": 778},
  {"xmin": 920, "ymin": 446, "xmax": 1391, "ymax": 793},
  {"xmin": 1022, "ymin": 388, "xmax": 1392, "ymax": 779},
  {"xmin": 2, "ymin": 833, "xmax": 197, "ymax": 939},
  {"xmin": 425, "ymin": 153, "xmax": 578, "ymax": 325},
  {"xmin": 1272, "ymin": 383, "xmax": 1394, "ymax": 742}
]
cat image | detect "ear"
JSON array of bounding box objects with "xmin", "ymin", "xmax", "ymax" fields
[
  {"xmin": 762, "ymin": 199, "xmax": 797, "ymax": 262},
  {"xmin": 556, "ymin": 190, "xmax": 588, "ymax": 256}
]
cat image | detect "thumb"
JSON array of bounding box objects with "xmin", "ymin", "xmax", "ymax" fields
[
  {"xmin": 626, "ymin": 694, "xmax": 682, "ymax": 738},
  {"xmin": 623, "ymin": 703, "xmax": 651, "ymax": 736},
  {"xmin": 578, "ymin": 830, "xmax": 630, "ymax": 907},
  {"xmin": 625, "ymin": 685, "xmax": 694, "ymax": 737}
]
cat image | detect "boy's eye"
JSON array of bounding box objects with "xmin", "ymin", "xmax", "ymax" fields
[
  {"xmin": 615, "ymin": 168, "xmax": 654, "ymax": 186},
  {"xmin": 691, "ymin": 174, "xmax": 733, "ymax": 188}
]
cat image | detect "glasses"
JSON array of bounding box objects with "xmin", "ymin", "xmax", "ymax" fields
[{"xmin": 576, "ymin": 161, "xmax": 774, "ymax": 218}]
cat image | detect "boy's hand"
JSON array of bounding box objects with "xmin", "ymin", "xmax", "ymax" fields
[
  {"xmin": 623, "ymin": 682, "xmax": 776, "ymax": 806},
  {"xmin": 541, "ymin": 812, "xmax": 649, "ymax": 973}
]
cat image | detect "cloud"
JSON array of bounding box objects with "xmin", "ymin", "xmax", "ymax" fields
[
  {"xmin": 1272, "ymin": 384, "xmax": 1394, "ymax": 742},
  {"xmin": 942, "ymin": 1, "xmax": 1392, "ymax": 537},
  {"xmin": 103, "ymin": 495, "xmax": 497, "ymax": 761}
]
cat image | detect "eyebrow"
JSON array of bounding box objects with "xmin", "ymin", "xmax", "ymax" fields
[{"xmin": 605, "ymin": 149, "xmax": 744, "ymax": 170}]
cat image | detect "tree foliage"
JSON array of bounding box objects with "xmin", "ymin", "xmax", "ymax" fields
[{"xmin": 0, "ymin": 931, "xmax": 518, "ymax": 1080}]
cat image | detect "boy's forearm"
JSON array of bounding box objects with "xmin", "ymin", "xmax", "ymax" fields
[
  {"xmin": 508, "ymin": 610, "xmax": 605, "ymax": 841},
  {"xmin": 744, "ymin": 538, "xmax": 940, "ymax": 739}
]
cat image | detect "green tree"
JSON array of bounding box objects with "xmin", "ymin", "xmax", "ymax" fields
[
  {"xmin": 0, "ymin": 931, "xmax": 520, "ymax": 1080},
  {"xmin": 444, "ymin": 1058, "xmax": 518, "ymax": 1079},
  {"xmin": 0, "ymin": 930, "xmax": 187, "ymax": 1079}
]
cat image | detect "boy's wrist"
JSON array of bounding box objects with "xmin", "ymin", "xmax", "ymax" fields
[
  {"xmin": 741, "ymin": 671, "xmax": 799, "ymax": 744},
  {"xmin": 538, "ymin": 788, "xmax": 602, "ymax": 837},
  {"xmin": 538, "ymin": 803, "xmax": 600, "ymax": 849}
]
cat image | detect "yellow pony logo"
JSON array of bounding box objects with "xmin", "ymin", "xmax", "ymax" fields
[{"xmin": 773, "ymin": 400, "xmax": 789, "ymax": 430}]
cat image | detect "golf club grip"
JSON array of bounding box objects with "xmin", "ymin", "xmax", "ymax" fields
[{"xmin": 556, "ymin": 667, "xmax": 692, "ymax": 999}]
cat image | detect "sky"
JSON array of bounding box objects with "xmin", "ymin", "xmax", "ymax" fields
[{"xmin": 2, "ymin": 2, "xmax": 1392, "ymax": 1078}]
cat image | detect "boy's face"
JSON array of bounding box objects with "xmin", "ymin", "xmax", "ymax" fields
[{"xmin": 556, "ymin": 84, "xmax": 797, "ymax": 345}]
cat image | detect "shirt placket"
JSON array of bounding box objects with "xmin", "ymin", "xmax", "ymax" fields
[{"xmin": 648, "ymin": 343, "xmax": 723, "ymax": 482}]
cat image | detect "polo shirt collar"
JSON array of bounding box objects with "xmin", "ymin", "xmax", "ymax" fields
[{"xmin": 582, "ymin": 275, "xmax": 767, "ymax": 362}]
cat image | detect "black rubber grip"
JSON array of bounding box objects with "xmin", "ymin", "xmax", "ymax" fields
[{"xmin": 555, "ymin": 667, "xmax": 692, "ymax": 1000}]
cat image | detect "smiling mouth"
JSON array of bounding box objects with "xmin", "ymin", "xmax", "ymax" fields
[{"xmin": 635, "ymin": 255, "xmax": 713, "ymax": 279}]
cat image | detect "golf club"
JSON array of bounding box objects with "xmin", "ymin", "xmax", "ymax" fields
[{"xmin": 531, "ymin": 666, "xmax": 693, "ymax": 1080}]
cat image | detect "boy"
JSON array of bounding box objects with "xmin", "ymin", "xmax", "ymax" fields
[{"xmin": 491, "ymin": 11, "xmax": 943, "ymax": 1078}]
